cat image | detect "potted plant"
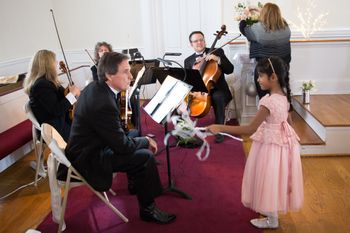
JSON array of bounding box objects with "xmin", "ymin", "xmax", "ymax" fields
[{"xmin": 301, "ymin": 80, "xmax": 315, "ymax": 104}]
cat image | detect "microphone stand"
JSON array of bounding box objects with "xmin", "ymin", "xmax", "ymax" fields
[{"xmin": 156, "ymin": 58, "xmax": 187, "ymax": 82}]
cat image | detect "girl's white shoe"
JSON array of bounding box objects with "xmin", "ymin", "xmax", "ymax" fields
[{"xmin": 250, "ymin": 216, "xmax": 279, "ymax": 229}]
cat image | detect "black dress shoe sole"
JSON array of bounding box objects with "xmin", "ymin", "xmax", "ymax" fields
[
  {"xmin": 140, "ymin": 214, "xmax": 176, "ymax": 224},
  {"xmin": 215, "ymin": 135, "xmax": 225, "ymax": 143}
]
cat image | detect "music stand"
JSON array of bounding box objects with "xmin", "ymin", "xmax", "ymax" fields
[
  {"xmin": 128, "ymin": 59, "xmax": 160, "ymax": 136},
  {"xmin": 150, "ymin": 67, "xmax": 207, "ymax": 92},
  {"xmin": 144, "ymin": 75, "xmax": 192, "ymax": 199}
]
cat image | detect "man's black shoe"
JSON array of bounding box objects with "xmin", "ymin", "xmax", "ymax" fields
[
  {"xmin": 215, "ymin": 134, "xmax": 225, "ymax": 143},
  {"xmin": 128, "ymin": 180, "xmax": 137, "ymax": 195},
  {"xmin": 140, "ymin": 203, "xmax": 176, "ymax": 224}
]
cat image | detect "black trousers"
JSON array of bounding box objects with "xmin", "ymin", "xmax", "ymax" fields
[
  {"xmin": 211, "ymin": 88, "xmax": 232, "ymax": 124},
  {"xmin": 111, "ymin": 148, "xmax": 163, "ymax": 208}
]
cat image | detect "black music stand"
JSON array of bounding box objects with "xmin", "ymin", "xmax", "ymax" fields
[
  {"xmin": 152, "ymin": 67, "xmax": 208, "ymax": 93},
  {"xmin": 144, "ymin": 76, "xmax": 192, "ymax": 199},
  {"xmin": 128, "ymin": 59, "xmax": 160, "ymax": 136}
]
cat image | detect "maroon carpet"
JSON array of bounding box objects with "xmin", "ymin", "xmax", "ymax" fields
[{"xmin": 37, "ymin": 109, "xmax": 261, "ymax": 233}]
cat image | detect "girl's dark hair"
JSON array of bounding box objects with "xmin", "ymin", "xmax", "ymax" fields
[{"xmin": 256, "ymin": 56, "xmax": 293, "ymax": 111}]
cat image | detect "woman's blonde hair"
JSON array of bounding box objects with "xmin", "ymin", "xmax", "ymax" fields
[
  {"xmin": 23, "ymin": 50, "xmax": 59, "ymax": 95},
  {"xmin": 259, "ymin": 3, "xmax": 287, "ymax": 31}
]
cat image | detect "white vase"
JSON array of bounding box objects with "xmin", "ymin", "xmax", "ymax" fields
[{"xmin": 303, "ymin": 90, "xmax": 310, "ymax": 104}]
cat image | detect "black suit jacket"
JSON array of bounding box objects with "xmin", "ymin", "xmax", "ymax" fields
[
  {"xmin": 64, "ymin": 80, "xmax": 149, "ymax": 191},
  {"xmin": 184, "ymin": 48, "xmax": 233, "ymax": 94},
  {"xmin": 90, "ymin": 65, "xmax": 98, "ymax": 81},
  {"xmin": 29, "ymin": 76, "xmax": 72, "ymax": 141}
]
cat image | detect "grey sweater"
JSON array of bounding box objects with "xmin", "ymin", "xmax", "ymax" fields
[{"xmin": 240, "ymin": 21, "xmax": 291, "ymax": 63}]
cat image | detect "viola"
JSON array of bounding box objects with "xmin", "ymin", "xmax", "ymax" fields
[
  {"xmin": 59, "ymin": 61, "xmax": 76, "ymax": 120},
  {"xmin": 118, "ymin": 90, "xmax": 131, "ymax": 133}
]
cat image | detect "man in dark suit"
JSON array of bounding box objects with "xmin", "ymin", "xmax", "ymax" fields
[
  {"xmin": 184, "ymin": 31, "xmax": 234, "ymax": 143},
  {"xmin": 64, "ymin": 52, "xmax": 176, "ymax": 224}
]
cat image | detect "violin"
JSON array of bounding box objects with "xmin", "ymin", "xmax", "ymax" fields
[
  {"xmin": 59, "ymin": 61, "xmax": 76, "ymax": 120},
  {"xmin": 187, "ymin": 25, "xmax": 228, "ymax": 118}
]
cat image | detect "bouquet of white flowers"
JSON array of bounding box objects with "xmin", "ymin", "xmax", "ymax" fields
[
  {"xmin": 234, "ymin": 1, "xmax": 263, "ymax": 26},
  {"xmin": 301, "ymin": 80, "xmax": 315, "ymax": 91}
]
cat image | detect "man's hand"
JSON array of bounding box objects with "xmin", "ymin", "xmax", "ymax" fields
[
  {"xmin": 205, "ymin": 54, "xmax": 220, "ymax": 63},
  {"xmin": 146, "ymin": 136, "xmax": 158, "ymax": 154},
  {"xmin": 189, "ymin": 91, "xmax": 208, "ymax": 101}
]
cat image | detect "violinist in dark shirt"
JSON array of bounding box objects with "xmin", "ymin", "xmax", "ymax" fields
[{"xmin": 91, "ymin": 41, "xmax": 113, "ymax": 81}]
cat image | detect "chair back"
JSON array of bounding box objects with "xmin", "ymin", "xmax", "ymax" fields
[
  {"xmin": 24, "ymin": 102, "xmax": 41, "ymax": 130},
  {"xmin": 41, "ymin": 123, "xmax": 70, "ymax": 167}
]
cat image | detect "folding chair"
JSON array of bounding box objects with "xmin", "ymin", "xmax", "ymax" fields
[
  {"xmin": 24, "ymin": 101, "xmax": 46, "ymax": 186},
  {"xmin": 41, "ymin": 123, "xmax": 128, "ymax": 233}
]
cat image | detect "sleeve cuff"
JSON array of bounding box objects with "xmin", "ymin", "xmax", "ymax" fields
[{"xmin": 65, "ymin": 92, "xmax": 77, "ymax": 105}]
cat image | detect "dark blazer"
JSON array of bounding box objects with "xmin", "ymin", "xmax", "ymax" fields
[
  {"xmin": 90, "ymin": 65, "xmax": 98, "ymax": 81},
  {"xmin": 29, "ymin": 76, "xmax": 72, "ymax": 141},
  {"xmin": 64, "ymin": 80, "xmax": 149, "ymax": 191},
  {"xmin": 184, "ymin": 48, "xmax": 233, "ymax": 94}
]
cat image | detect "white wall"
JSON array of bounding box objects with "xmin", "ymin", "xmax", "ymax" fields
[
  {"xmin": 51, "ymin": 0, "xmax": 142, "ymax": 51},
  {"xmin": 0, "ymin": 0, "xmax": 57, "ymax": 62},
  {"xmin": 0, "ymin": 0, "xmax": 349, "ymax": 133}
]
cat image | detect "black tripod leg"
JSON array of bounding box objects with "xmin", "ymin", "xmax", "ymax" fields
[
  {"xmin": 163, "ymin": 180, "xmax": 192, "ymax": 200},
  {"xmin": 163, "ymin": 123, "xmax": 192, "ymax": 200}
]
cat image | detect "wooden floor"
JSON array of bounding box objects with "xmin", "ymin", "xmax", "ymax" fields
[
  {"xmin": 1, "ymin": 143, "xmax": 350, "ymax": 233},
  {"xmin": 293, "ymin": 94, "xmax": 350, "ymax": 127}
]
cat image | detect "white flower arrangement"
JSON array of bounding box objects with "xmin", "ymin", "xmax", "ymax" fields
[
  {"xmin": 301, "ymin": 80, "xmax": 315, "ymax": 91},
  {"xmin": 234, "ymin": 1, "xmax": 263, "ymax": 26}
]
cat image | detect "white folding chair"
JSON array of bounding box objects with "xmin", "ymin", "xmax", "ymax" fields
[
  {"xmin": 24, "ymin": 101, "xmax": 46, "ymax": 186},
  {"xmin": 41, "ymin": 123, "xmax": 128, "ymax": 233}
]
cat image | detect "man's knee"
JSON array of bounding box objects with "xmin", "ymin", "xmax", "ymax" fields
[{"xmin": 134, "ymin": 149, "xmax": 155, "ymax": 165}]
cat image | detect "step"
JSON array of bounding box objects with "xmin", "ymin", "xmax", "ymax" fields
[
  {"xmin": 292, "ymin": 95, "xmax": 350, "ymax": 156},
  {"xmin": 291, "ymin": 111, "xmax": 325, "ymax": 146}
]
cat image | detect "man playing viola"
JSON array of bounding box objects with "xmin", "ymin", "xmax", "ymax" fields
[{"xmin": 184, "ymin": 31, "xmax": 234, "ymax": 143}]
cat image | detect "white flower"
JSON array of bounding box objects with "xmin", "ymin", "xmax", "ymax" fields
[
  {"xmin": 234, "ymin": 1, "xmax": 263, "ymax": 26},
  {"xmin": 301, "ymin": 80, "xmax": 315, "ymax": 91}
]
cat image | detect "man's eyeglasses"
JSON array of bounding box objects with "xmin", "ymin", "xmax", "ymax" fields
[{"xmin": 191, "ymin": 38, "xmax": 205, "ymax": 43}]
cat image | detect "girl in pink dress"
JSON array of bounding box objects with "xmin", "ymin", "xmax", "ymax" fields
[{"xmin": 207, "ymin": 56, "xmax": 303, "ymax": 229}]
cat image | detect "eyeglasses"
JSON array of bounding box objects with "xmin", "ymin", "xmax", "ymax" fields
[
  {"xmin": 191, "ymin": 38, "xmax": 205, "ymax": 43},
  {"xmin": 268, "ymin": 58, "xmax": 276, "ymax": 74}
]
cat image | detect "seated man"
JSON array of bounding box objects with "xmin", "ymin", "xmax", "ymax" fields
[{"xmin": 62, "ymin": 52, "xmax": 176, "ymax": 224}]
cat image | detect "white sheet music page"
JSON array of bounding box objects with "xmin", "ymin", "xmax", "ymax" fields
[
  {"xmin": 144, "ymin": 75, "xmax": 192, "ymax": 123},
  {"xmin": 128, "ymin": 66, "xmax": 146, "ymax": 99}
]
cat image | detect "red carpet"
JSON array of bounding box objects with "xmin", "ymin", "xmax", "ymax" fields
[{"xmin": 37, "ymin": 109, "xmax": 261, "ymax": 233}]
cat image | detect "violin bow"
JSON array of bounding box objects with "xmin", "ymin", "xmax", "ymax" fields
[{"xmin": 50, "ymin": 9, "xmax": 74, "ymax": 85}]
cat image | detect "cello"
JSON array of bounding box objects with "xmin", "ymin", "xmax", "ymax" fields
[{"xmin": 188, "ymin": 25, "xmax": 228, "ymax": 118}]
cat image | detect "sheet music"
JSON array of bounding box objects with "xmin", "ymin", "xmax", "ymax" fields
[
  {"xmin": 144, "ymin": 75, "xmax": 192, "ymax": 123},
  {"xmin": 128, "ymin": 66, "xmax": 145, "ymax": 99}
]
